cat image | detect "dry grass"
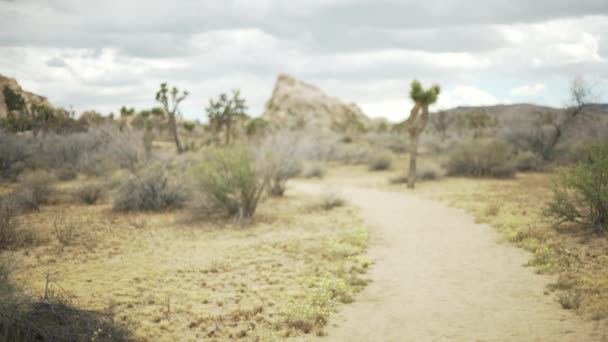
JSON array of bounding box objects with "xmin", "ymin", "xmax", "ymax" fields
[
  {"xmin": 2, "ymin": 178, "xmax": 371, "ymax": 341},
  {"xmin": 414, "ymin": 173, "xmax": 608, "ymax": 321}
]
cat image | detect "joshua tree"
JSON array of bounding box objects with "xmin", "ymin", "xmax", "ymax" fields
[
  {"xmin": 206, "ymin": 89, "xmax": 247, "ymax": 145},
  {"xmin": 405, "ymin": 80, "xmax": 441, "ymax": 189},
  {"xmin": 156, "ymin": 83, "xmax": 189, "ymax": 153},
  {"xmin": 539, "ymin": 75, "xmax": 597, "ymax": 160}
]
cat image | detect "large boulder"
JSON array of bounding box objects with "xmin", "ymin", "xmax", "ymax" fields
[{"xmin": 262, "ymin": 74, "xmax": 371, "ymax": 132}]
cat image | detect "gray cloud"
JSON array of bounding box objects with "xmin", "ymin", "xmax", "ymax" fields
[{"xmin": 0, "ymin": 0, "xmax": 606, "ymax": 119}]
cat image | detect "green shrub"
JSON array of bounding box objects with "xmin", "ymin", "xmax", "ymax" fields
[
  {"xmin": 113, "ymin": 165, "xmax": 187, "ymax": 212},
  {"xmin": 446, "ymin": 139, "xmax": 516, "ymax": 178},
  {"xmin": 367, "ymin": 152, "xmax": 392, "ymax": 171},
  {"xmin": 545, "ymin": 143, "xmax": 608, "ymax": 232},
  {"xmin": 195, "ymin": 146, "xmax": 266, "ymax": 218}
]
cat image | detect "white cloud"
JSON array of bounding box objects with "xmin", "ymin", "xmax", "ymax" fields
[
  {"xmin": 437, "ymin": 86, "xmax": 500, "ymax": 110},
  {"xmin": 510, "ymin": 83, "xmax": 547, "ymax": 97}
]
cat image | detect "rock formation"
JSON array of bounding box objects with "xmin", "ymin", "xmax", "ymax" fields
[
  {"xmin": 262, "ymin": 74, "xmax": 371, "ymax": 132},
  {"xmin": 0, "ymin": 74, "xmax": 52, "ymax": 118}
]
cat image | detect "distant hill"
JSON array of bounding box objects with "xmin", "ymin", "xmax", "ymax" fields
[
  {"xmin": 440, "ymin": 103, "xmax": 608, "ymax": 118},
  {"xmin": 261, "ymin": 74, "xmax": 372, "ymax": 133},
  {"xmin": 0, "ymin": 74, "xmax": 53, "ymax": 118}
]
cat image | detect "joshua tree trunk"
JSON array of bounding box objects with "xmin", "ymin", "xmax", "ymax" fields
[
  {"xmin": 407, "ymin": 131, "xmax": 419, "ymax": 189},
  {"xmin": 168, "ymin": 112, "xmax": 183, "ymax": 154}
]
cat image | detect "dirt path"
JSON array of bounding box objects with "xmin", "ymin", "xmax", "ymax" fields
[{"xmin": 293, "ymin": 182, "xmax": 606, "ymax": 342}]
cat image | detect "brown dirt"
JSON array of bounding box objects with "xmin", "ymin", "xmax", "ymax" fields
[{"xmin": 293, "ymin": 181, "xmax": 607, "ymax": 342}]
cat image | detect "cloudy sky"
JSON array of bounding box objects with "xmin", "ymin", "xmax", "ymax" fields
[{"xmin": 1, "ymin": 0, "xmax": 607, "ymax": 121}]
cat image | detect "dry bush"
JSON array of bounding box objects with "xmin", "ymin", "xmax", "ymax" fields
[
  {"xmin": 54, "ymin": 166, "xmax": 78, "ymax": 181},
  {"xmin": 0, "ymin": 132, "xmax": 33, "ymax": 179},
  {"xmin": 195, "ymin": 146, "xmax": 265, "ymax": 218},
  {"xmin": 328, "ymin": 143, "xmax": 373, "ymax": 164},
  {"xmin": 301, "ymin": 163, "xmax": 326, "ymax": 179},
  {"xmin": 390, "ymin": 162, "xmax": 444, "ymax": 184},
  {"xmin": 0, "ymin": 125, "xmax": 142, "ymax": 180},
  {"xmin": 10, "ymin": 171, "xmax": 55, "ymax": 211},
  {"xmin": 515, "ymin": 151, "xmax": 541, "ymax": 172},
  {"xmin": 0, "ymin": 263, "xmax": 134, "ymax": 342},
  {"xmin": 73, "ymin": 182, "xmax": 104, "ymax": 205},
  {"xmin": 364, "ymin": 133, "xmax": 408, "ymax": 154},
  {"xmin": 317, "ymin": 192, "xmax": 345, "ymax": 211},
  {"xmin": 113, "ymin": 165, "xmax": 187, "ymax": 212},
  {"xmin": 367, "ymin": 152, "xmax": 393, "ymax": 171},
  {"xmin": 52, "ymin": 219, "xmax": 77, "ymax": 246},
  {"xmin": 0, "ymin": 200, "xmax": 35, "ymax": 251},
  {"xmin": 258, "ymin": 131, "xmax": 302, "ymax": 196},
  {"xmin": 446, "ymin": 139, "xmax": 516, "ymax": 178}
]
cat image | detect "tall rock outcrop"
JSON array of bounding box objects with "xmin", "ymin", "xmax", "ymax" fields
[
  {"xmin": 262, "ymin": 74, "xmax": 371, "ymax": 132},
  {"xmin": 0, "ymin": 74, "xmax": 52, "ymax": 118}
]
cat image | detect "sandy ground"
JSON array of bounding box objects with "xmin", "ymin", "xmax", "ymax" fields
[{"xmin": 293, "ymin": 181, "xmax": 607, "ymax": 342}]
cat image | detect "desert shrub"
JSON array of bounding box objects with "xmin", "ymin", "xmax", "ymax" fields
[
  {"xmin": 53, "ymin": 219, "xmax": 77, "ymax": 246},
  {"xmin": 10, "ymin": 171, "xmax": 55, "ymax": 211},
  {"xmin": 0, "ymin": 132, "xmax": 33, "ymax": 179},
  {"xmin": 301, "ymin": 163, "xmax": 326, "ymax": 179},
  {"xmin": 317, "ymin": 192, "xmax": 345, "ymax": 211},
  {"xmin": 0, "ymin": 265, "xmax": 134, "ymax": 342},
  {"xmin": 392, "ymin": 162, "xmax": 444, "ymax": 184},
  {"xmin": 416, "ymin": 162, "xmax": 444, "ymax": 181},
  {"xmin": 367, "ymin": 152, "xmax": 392, "ymax": 171},
  {"xmin": 327, "ymin": 143, "xmax": 372, "ymax": 164},
  {"xmin": 515, "ymin": 151, "xmax": 541, "ymax": 172},
  {"xmin": 364, "ymin": 133, "xmax": 408, "ymax": 154},
  {"xmin": 446, "ymin": 139, "xmax": 516, "ymax": 178},
  {"xmin": 195, "ymin": 146, "xmax": 266, "ymax": 218},
  {"xmin": 545, "ymin": 143, "xmax": 608, "ymax": 232},
  {"xmin": 0, "ymin": 200, "xmax": 35, "ymax": 251},
  {"xmin": 113, "ymin": 165, "xmax": 187, "ymax": 212},
  {"xmin": 54, "ymin": 166, "xmax": 78, "ymax": 181},
  {"xmin": 258, "ymin": 132, "xmax": 302, "ymax": 196},
  {"xmin": 0, "ymin": 201, "xmax": 19, "ymax": 251},
  {"xmin": 74, "ymin": 183, "xmax": 104, "ymax": 205}
]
